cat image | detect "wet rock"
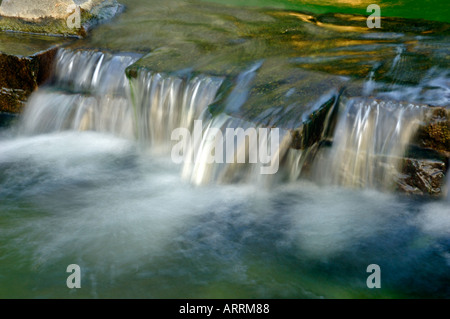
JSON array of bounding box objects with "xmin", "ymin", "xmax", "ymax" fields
[
  {"xmin": 400, "ymin": 107, "xmax": 450, "ymax": 196},
  {"xmin": 208, "ymin": 58, "xmax": 346, "ymax": 149},
  {"xmin": 396, "ymin": 158, "xmax": 447, "ymax": 196},
  {"xmin": 0, "ymin": 0, "xmax": 122, "ymax": 37},
  {"xmin": 402, "ymin": 106, "xmax": 450, "ymax": 196},
  {"xmin": 0, "ymin": 33, "xmax": 63, "ymax": 113},
  {"xmin": 416, "ymin": 107, "xmax": 450, "ymax": 157}
]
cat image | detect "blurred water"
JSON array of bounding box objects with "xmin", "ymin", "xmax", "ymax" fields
[
  {"xmin": 0, "ymin": 132, "xmax": 449, "ymax": 298},
  {"xmin": 312, "ymin": 98, "xmax": 426, "ymax": 189},
  {"xmin": 0, "ymin": 0, "xmax": 449, "ymax": 299}
]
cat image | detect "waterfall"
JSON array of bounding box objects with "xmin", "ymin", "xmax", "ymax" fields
[
  {"xmin": 18, "ymin": 48, "xmax": 293, "ymax": 185},
  {"xmin": 17, "ymin": 48, "xmax": 440, "ymax": 190},
  {"xmin": 20, "ymin": 92, "xmax": 135, "ymax": 137},
  {"xmin": 311, "ymin": 97, "xmax": 426, "ymax": 189},
  {"xmin": 129, "ymin": 69, "xmax": 223, "ymax": 149},
  {"xmin": 19, "ymin": 49, "xmax": 140, "ymax": 137},
  {"xmin": 129, "ymin": 68, "xmax": 292, "ymax": 185},
  {"xmin": 178, "ymin": 113, "xmax": 292, "ymax": 185},
  {"xmin": 19, "ymin": 48, "xmax": 224, "ymax": 149},
  {"xmin": 53, "ymin": 49, "xmax": 138, "ymax": 96}
]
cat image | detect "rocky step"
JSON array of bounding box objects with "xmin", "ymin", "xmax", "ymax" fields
[{"xmin": 0, "ymin": 32, "xmax": 66, "ymax": 113}]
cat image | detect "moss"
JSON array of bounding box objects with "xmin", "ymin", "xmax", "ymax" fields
[
  {"xmin": 417, "ymin": 108, "xmax": 450, "ymax": 155},
  {"xmin": 0, "ymin": 16, "xmax": 79, "ymax": 37},
  {"xmin": 425, "ymin": 122, "xmax": 450, "ymax": 150}
]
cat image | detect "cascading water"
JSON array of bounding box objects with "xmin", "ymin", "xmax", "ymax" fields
[
  {"xmin": 129, "ymin": 69, "xmax": 223, "ymax": 149},
  {"xmin": 19, "ymin": 49, "xmax": 140, "ymax": 138},
  {"xmin": 1, "ymin": 0, "xmax": 450, "ymax": 299},
  {"xmin": 129, "ymin": 68, "xmax": 292, "ymax": 185},
  {"xmin": 311, "ymin": 97, "xmax": 426, "ymax": 189},
  {"xmin": 1, "ymin": 12, "xmax": 449, "ymax": 298},
  {"xmin": 17, "ymin": 48, "xmax": 444, "ymax": 191},
  {"xmin": 18, "ymin": 48, "xmax": 293, "ymax": 186},
  {"xmin": 178, "ymin": 113, "xmax": 292, "ymax": 185}
]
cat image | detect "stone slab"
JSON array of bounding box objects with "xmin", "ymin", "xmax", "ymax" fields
[
  {"xmin": 0, "ymin": 32, "xmax": 64, "ymax": 113},
  {"xmin": 0, "ymin": 0, "xmax": 122, "ymax": 36}
]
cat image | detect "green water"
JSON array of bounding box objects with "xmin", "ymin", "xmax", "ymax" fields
[{"xmin": 202, "ymin": 0, "xmax": 450, "ymax": 23}]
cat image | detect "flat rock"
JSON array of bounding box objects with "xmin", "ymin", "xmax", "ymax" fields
[
  {"xmin": 0, "ymin": 32, "xmax": 64, "ymax": 113},
  {"xmin": 0, "ymin": 0, "xmax": 122, "ymax": 36}
]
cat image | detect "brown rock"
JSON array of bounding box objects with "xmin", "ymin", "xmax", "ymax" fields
[
  {"xmin": 396, "ymin": 158, "xmax": 447, "ymax": 196},
  {"xmin": 0, "ymin": 33, "xmax": 61, "ymax": 113},
  {"xmin": 416, "ymin": 108, "xmax": 450, "ymax": 157}
]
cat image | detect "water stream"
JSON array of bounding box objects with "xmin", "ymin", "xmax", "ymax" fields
[{"xmin": 0, "ymin": 0, "xmax": 449, "ymax": 298}]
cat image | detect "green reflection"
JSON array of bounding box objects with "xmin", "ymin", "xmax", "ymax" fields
[{"xmin": 202, "ymin": 0, "xmax": 450, "ymax": 23}]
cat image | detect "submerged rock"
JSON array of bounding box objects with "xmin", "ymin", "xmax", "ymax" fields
[{"xmin": 0, "ymin": 0, "xmax": 122, "ymax": 37}]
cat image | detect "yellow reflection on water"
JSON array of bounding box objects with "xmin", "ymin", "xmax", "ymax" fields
[
  {"xmin": 287, "ymin": 12, "xmax": 369, "ymax": 33},
  {"xmin": 290, "ymin": 0, "xmax": 376, "ymax": 8}
]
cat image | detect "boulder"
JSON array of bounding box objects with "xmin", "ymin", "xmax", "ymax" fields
[{"xmin": 0, "ymin": 0, "xmax": 122, "ymax": 37}]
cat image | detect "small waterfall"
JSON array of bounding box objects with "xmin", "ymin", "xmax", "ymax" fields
[
  {"xmin": 19, "ymin": 48, "xmax": 436, "ymax": 189},
  {"xmin": 311, "ymin": 97, "xmax": 426, "ymax": 189},
  {"xmin": 129, "ymin": 68, "xmax": 291, "ymax": 185},
  {"xmin": 18, "ymin": 48, "xmax": 294, "ymax": 186},
  {"xmin": 21, "ymin": 92, "xmax": 134, "ymax": 137},
  {"xmin": 284, "ymin": 144, "xmax": 320, "ymax": 182},
  {"xmin": 129, "ymin": 69, "xmax": 223, "ymax": 149},
  {"xmin": 178, "ymin": 113, "xmax": 292, "ymax": 185},
  {"xmin": 53, "ymin": 49, "xmax": 138, "ymax": 96},
  {"xmin": 20, "ymin": 49, "xmax": 140, "ymax": 137}
]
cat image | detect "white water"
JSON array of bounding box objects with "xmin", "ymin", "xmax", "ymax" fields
[
  {"xmin": 311, "ymin": 98, "xmax": 426, "ymax": 189},
  {"xmin": 20, "ymin": 49, "xmax": 294, "ymax": 185},
  {"xmin": 14, "ymin": 48, "xmax": 449, "ymax": 193},
  {"xmin": 1, "ymin": 131, "xmax": 448, "ymax": 298},
  {"xmin": 129, "ymin": 69, "xmax": 223, "ymax": 149},
  {"xmin": 20, "ymin": 49, "xmax": 139, "ymax": 138},
  {"xmin": 180, "ymin": 113, "xmax": 292, "ymax": 185},
  {"xmin": 0, "ymin": 48, "xmax": 449, "ymax": 298},
  {"xmin": 54, "ymin": 49, "xmax": 139, "ymax": 96}
]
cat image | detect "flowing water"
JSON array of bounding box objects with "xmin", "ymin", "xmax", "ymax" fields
[
  {"xmin": 311, "ymin": 98, "xmax": 426, "ymax": 189},
  {"xmin": 0, "ymin": 0, "xmax": 449, "ymax": 298}
]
